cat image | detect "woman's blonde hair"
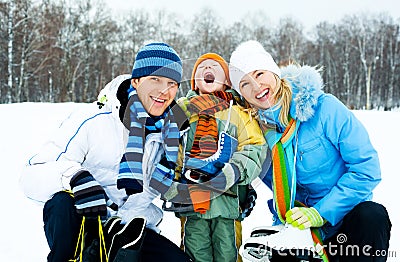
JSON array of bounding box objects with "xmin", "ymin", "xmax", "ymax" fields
[{"xmin": 274, "ymin": 76, "xmax": 292, "ymax": 127}]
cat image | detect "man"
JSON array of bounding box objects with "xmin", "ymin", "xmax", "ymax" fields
[{"xmin": 20, "ymin": 42, "xmax": 191, "ymax": 262}]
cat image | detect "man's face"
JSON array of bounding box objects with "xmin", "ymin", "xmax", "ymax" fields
[
  {"xmin": 132, "ymin": 76, "xmax": 178, "ymax": 116},
  {"xmin": 194, "ymin": 59, "xmax": 227, "ymax": 94}
]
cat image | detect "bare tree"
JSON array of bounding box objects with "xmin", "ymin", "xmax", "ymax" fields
[
  {"xmin": 274, "ymin": 17, "xmax": 305, "ymax": 63},
  {"xmin": 1, "ymin": 1, "xmax": 399, "ymax": 109},
  {"xmin": 386, "ymin": 24, "xmax": 400, "ymax": 108},
  {"xmin": 6, "ymin": 0, "xmax": 14, "ymax": 103},
  {"xmin": 189, "ymin": 8, "xmax": 223, "ymax": 56}
]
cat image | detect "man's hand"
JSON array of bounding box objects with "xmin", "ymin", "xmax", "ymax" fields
[{"xmin": 70, "ymin": 171, "xmax": 107, "ymax": 218}]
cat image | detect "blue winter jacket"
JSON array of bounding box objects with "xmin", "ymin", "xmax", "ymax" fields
[{"xmin": 260, "ymin": 65, "xmax": 381, "ymax": 239}]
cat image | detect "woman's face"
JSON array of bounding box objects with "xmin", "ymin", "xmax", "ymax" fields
[{"xmin": 239, "ymin": 70, "xmax": 279, "ymax": 110}]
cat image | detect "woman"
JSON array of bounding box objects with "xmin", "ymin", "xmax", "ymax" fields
[{"xmin": 229, "ymin": 40, "xmax": 391, "ymax": 262}]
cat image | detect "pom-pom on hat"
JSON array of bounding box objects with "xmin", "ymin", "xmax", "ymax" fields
[
  {"xmin": 191, "ymin": 53, "xmax": 231, "ymax": 91},
  {"xmin": 131, "ymin": 42, "xmax": 183, "ymax": 84},
  {"xmin": 229, "ymin": 40, "xmax": 281, "ymax": 95}
]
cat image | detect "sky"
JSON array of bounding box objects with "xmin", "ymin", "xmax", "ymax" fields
[
  {"xmin": 104, "ymin": 0, "xmax": 400, "ymax": 30},
  {"xmin": 0, "ymin": 102, "xmax": 399, "ymax": 261}
]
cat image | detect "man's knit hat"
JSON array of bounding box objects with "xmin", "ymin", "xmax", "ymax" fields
[
  {"xmin": 229, "ymin": 40, "xmax": 281, "ymax": 95},
  {"xmin": 191, "ymin": 53, "xmax": 231, "ymax": 91},
  {"xmin": 131, "ymin": 42, "xmax": 182, "ymax": 83}
]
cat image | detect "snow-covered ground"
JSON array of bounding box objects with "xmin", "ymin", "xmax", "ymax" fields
[{"xmin": 0, "ymin": 102, "xmax": 398, "ymax": 261}]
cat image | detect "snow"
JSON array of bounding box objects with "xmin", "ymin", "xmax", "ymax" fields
[{"xmin": 0, "ymin": 102, "xmax": 398, "ymax": 261}]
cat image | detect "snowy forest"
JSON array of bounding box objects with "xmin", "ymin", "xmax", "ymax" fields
[{"xmin": 1, "ymin": 0, "xmax": 400, "ymax": 110}]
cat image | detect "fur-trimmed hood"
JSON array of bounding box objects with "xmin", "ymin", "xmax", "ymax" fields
[{"xmin": 281, "ymin": 64, "xmax": 324, "ymax": 122}]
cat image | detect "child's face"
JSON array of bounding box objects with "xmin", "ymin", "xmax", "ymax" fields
[
  {"xmin": 194, "ymin": 59, "xmax": 227, "ymax": 94},
  {"xmin": 132, "ymin": 76, "xmax": 178, "ymax": 116}
]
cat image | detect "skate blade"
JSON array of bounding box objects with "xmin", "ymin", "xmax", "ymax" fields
[{"xmin": 241, "ymin": 244, "xmax": 271, "ymax": 262}]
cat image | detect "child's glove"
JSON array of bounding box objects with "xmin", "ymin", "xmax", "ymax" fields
[
  {"xmin": 70, "ymin": 171, "xmax": 107, "ymax": 218},
  {"xmin": 238, "ymin": 187, "xmax": 257, "ymax": 220},
  {"xmin": 207, "ymin": 163, "xmax": 240, "ymax": 192},
  {"xmin": 186, "ymin": 163, "xmax": 240, "ymax": 192},
  {"xmin": 285, "ymin": 207, "xmax": 325, "ymax": 229}
]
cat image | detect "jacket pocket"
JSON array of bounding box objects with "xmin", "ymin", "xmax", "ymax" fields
[{"xmin": 298, "ymin": 138, "xmax": 333, "ymax": 173}]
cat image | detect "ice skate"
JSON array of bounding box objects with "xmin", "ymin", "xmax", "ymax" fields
[{"xmin": 241, "ymin": 224, "xmax": 320, "ymax": 262}]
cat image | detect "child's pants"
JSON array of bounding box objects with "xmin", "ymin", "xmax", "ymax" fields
[{"xmin": 183, "ymin": 216, "xmax": 237, "ymax": 262}]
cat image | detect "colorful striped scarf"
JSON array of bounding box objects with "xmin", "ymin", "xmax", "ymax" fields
[
  {"xmin": 118, "ymin": 86, "xmax": 180, "ymax": 194},
  {"xmin": 264, "ymin": 118, "xmax": 298, "ymax": 223},
  {"xmin": 264, "ymin": 119, "xmax": 329, "ymax": 261},
  {"xmin": 188, "ymin": 91, "xmax": 235, "ymax": 159}
]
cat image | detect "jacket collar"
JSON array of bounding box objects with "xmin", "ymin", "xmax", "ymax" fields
[{"xmin": 281, "ymin": 65, "xmax": 324, "ymax": 122}]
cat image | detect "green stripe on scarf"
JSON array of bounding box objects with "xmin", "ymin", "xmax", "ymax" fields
[{"xmin": 273, "ymin": 143, "xmax": 291, "ymax": 222}]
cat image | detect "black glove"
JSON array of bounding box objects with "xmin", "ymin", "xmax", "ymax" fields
[
  {"xmin": 238, "ymin": 186, "xmax": 257, "ymax": 221},
  {"xmin": 183, "ymin": 164, "xmax": 240, "ymax": 197},
  {"xmin": 70, "ymin": 171, "xmax": 107, "ymax": 218}
]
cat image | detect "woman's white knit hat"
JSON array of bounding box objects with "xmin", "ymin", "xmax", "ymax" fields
[{"xmin": 229, "ymin": 40, "xmax": 281, "ymax": 95}]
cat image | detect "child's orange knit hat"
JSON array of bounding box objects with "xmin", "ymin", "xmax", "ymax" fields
[{"xmin": 191, "ymin": 53, "xmax": 231, "ymax": 91}]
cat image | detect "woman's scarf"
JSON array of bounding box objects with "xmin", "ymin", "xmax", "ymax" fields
[
  {"xmin": 258, "ymin": 100, "xmax": 285, "ymax": 132},
  {"xmin": 118, "ymin": 86, "xmax": 180, "ymax": 194},
  {"xmin": 263, "ymin": 118, "xmax": 299, "ymax": 223},
  {"xmin": 261, "ymin": 114, "xmax": 329, "ymax": 261}
]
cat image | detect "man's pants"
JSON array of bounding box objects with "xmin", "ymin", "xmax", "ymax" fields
[
  {"xmin": 43, "ymin": 191, "xmax": 191, "ymax": 262},
  {"xmin": 43, "ymin": 191, "xmax": 82, "ymax": 262}
]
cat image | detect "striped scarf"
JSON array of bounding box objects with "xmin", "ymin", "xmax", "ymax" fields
[
  {"xmin": 188, "ymin": 91, "xmax": 235, "ymax": 159},
  {"xmin": 264, "ymin": 118, "xmax": 298, "ymax": 223},
  {"xmin": 118, "ymin": 86, "xmax": 180, "ymax": 194},
  {"xmin": 264, "ymin": 119, "xmax": 329, "ymax": 262}
]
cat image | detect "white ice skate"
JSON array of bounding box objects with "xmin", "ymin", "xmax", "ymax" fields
[
  {"xmin": 248, "ymin": 224, "xmax": 285, "ymax": 237},
  {"xmin": 241, "ymin": 224, "xmax": 318, "ymax": 262}
]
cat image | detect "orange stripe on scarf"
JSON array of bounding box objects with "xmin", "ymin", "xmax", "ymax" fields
[{"xmin": 281, "ymin": 118, "xmax": 296, "ymax": 144}]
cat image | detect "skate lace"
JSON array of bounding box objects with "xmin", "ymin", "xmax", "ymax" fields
[
  {"xmin": 290, "ymin": 135, "xmax": 299, "ymax": 214},
  {"xmin": 69, "ymin": 216, "xmax": 108, "ymax": 262}
]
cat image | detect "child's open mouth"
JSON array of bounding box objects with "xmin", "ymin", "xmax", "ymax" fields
[{"xmin": 204, "ymin": 72, "xmax": 215, "ymax": 83}]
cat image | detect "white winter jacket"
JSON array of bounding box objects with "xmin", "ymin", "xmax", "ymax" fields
[{"xmin": 20, "ymin": 74, "xmax": 164, "ymax": 230}]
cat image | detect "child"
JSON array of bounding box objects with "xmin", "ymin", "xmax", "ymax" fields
[{"xmin": 175, "ymin": 53, "xmax": 267, "ymax": 262}]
